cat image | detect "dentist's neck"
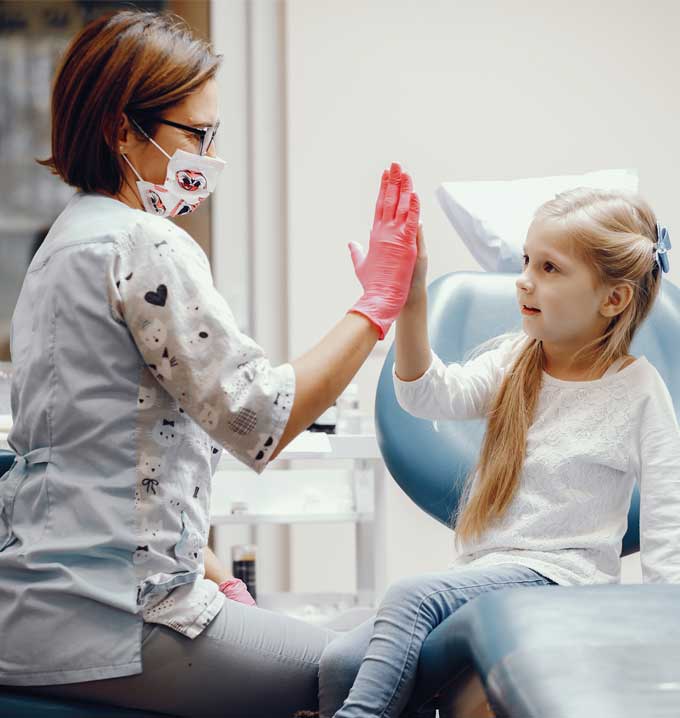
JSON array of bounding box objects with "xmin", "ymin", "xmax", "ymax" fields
[{"xmin": 110, "ymin": 167, "xmax": 145, "ymax": 211}]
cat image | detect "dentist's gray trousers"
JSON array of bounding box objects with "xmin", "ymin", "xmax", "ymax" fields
[{"xmin": 26, "ymin": 600, "xmax": 336, "ymax": 718}]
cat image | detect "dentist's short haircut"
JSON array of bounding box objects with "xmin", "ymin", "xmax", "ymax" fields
[{"xmin": 38, "ymin": 10, "xmax": 222, "ymax": 195}]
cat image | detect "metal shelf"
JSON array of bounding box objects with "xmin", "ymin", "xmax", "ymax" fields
[{"xmin": 210, "ymin": 511, "xmax": 374, "ymax": 526}]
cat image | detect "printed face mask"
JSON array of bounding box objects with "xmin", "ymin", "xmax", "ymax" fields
[{"xmin": 121, "ymin": 128, "xmax": 225, "ymax": 218}]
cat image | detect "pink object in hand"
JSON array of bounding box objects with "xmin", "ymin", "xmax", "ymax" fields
[
  {"xmin": 349, "ymin": 162, "xmax": 420, "ymax": 339},
  {"xmin": 218, "ymin": 578, "xmax": 256, "ymax": 606}
]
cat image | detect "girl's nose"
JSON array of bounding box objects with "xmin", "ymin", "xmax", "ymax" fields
[{"xmin": 515, "ymin": 273, "xmax": 533, "ymax": 293}]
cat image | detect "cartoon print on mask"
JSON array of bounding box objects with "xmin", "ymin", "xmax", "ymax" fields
[
  {"xmin": 148, "ymin": 347, "xmax": 178, "ymax": 382},
  {"xmin": 174, "ymin": 199, "xmax": 198, "ymax": 217},
  {"xmin": 140, "ymin": 318, "xmax": 167, "ymax": 350},
  {"xmin": 197, "ymin": 403, "xmax": 220, "ymax": 432},
  {"xmin": 144, "ymin": 188, "xmax": 168, "ymax": 216},
  {"xmin": 174, "ymin": 510, "xmax": 203, "ymax": 562},
  {"xmin": 138, "ymin": 384, "xmax": 158, "ymax": 410},
  {"xmin": 228, "ymin": 408, "xmax": 258, "ymax": 436},
  {"xmin": 150, "ymin": 418, "xmax": 182, "ymax": 448},
  {"xmin": 176, "ymin": 169, "xmax": 207, "ymax": 193}
]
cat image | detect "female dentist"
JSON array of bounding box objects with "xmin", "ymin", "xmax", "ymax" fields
[{"xmin": 0, "ymin": 9, "xmax": 419, "ymax": 718}]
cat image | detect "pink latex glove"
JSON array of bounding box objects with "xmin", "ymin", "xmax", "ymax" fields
[
  {"xmin": 218, "ymin": 578, "xmax": 256, "ymax": 606},
  {"xmin": 348, "ymin": 162, "xmax": 420, "ymax": 339}
]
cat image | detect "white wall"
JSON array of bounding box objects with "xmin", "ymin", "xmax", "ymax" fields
[{"xmin": 286, "ymin": 0, "xmax": 680, "ymax": 361}]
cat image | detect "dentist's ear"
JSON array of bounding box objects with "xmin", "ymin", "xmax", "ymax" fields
[
  {"xmin": 115, "ymin": 113, "xmax": 148, "ymax": 155},
  {"xmin": 114, "ymin": 114, "xmax": 135, "ymax": 154}
]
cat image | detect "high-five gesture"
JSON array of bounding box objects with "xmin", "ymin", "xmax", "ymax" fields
[{"xmin": 349, "ymin": 162, "xmax": 420, "ymax": 339}]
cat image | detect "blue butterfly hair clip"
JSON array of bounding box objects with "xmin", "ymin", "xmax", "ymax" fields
[{"xmin": 655, "ymin": 223, "xmax": 672, "ymax": 274}]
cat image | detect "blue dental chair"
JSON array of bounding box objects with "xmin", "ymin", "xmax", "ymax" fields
[{"xmin": 375, "ymin": 271, "xmax": 680, "ymax": 717}]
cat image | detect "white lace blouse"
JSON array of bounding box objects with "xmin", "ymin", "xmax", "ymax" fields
[{"xmin": 393, "ymin": 334, "xmax": 680, "ymax": 586}]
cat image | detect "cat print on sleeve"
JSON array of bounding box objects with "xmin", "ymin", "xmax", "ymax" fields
[
  {"xmin": 140, "ymin": 317, "xmax": 167, "ymax": 350},
  {"xmin": 138, "ymin": 383, "xmax": 158, "ymax": 410},
  {"xmin": 150, "ymin": 418, "xmax": 183, "ymax": 448},
  {"xmin": 138, "ymin": 450, "xmax": 163, "ymax": 498},
  {"xmin": 197, "ymin": 403, "xmax": 220, "ymax": 433}
]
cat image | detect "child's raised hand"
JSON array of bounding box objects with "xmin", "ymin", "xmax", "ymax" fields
[{"xmin": 405, "ymin": 223, "xmax": 428, "ymax": 306}]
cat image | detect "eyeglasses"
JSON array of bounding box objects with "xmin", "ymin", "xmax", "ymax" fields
[{"xmin": 147, "ymin": 117, "xmax": 220, "ymax": 155}]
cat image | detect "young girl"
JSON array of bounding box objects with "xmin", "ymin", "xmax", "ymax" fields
[{"xmin": 319, "ymin": 188, "xmax": 680, "ymax": 718}]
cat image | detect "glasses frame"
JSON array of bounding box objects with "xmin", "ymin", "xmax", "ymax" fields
[{"xmin": 137, "ymin": 117, "xmax": 220, "ymax": 155}]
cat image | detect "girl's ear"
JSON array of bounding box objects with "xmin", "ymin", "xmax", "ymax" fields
[{"xmin": 601, "ymin": 282, "xmax": 634, "ymax": 318}]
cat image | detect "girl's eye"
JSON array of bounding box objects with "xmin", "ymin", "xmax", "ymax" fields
[
  {"xmin": 544, "ymin": 262, "xmax": 556, "ymax": 273},
  {"xmin": 523, "ymin": 255, "xmax": 529, "ymax": 265}
]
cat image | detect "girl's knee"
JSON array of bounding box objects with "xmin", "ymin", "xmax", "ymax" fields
[{"xmin": 381, "ymin": 574, "xmax": 432, "ymax": 608}]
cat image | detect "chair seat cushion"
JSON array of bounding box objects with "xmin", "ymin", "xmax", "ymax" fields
[
  {"xmin": 0, "ymin": 688, "xmax": 174, "ymax": 717},
  {"xmin": 411, "ymin": 584, "xmax": 680, "ymax": 718}
]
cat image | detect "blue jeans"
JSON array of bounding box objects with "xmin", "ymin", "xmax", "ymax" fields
[{"xmin": 319, "ymin": 563, "xmax": 553, "ymax": 718}]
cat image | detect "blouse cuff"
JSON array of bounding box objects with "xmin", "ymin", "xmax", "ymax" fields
[{"xmin": 248, "ymin": 362, "xmax": 296, "ymax": 475}]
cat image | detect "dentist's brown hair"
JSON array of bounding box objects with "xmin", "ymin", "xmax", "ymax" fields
[
  {"xmin": 456, "ymin": 188, "xmax": 661, "ymax": 543},
  {"xmin": 38, "ymin": 10, "xmax": 221, "ymax": 195}
]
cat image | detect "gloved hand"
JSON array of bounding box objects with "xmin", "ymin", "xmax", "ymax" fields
[
  {"xmin": 218, "ymin": 578, "xmax": 256, "ymax": 606},
  {"xmin": 348, "ymin": 162, "xmax": 420, "ymax": 339}
]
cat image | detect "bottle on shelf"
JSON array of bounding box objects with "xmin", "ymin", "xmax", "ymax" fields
[
  {"xmin": 232, "ymin": 544, "xmax": 257, "ymax": 601},
  {"xmin": 307, "ymin": 402, "xmax": 337, "ymax": 434},
  {"xmin": 336, "ymin": 383, "xmax": 362, "ymax": 435}
]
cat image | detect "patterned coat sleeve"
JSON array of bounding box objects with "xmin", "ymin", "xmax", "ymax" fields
[{"xmin": 108, "ymin": 217, "xmax": 295, "ymax": 473}]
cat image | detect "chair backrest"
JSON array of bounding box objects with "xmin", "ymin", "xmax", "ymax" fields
[
  {"xmin": 375, "ymin": 271, "xmax": 680, "ymax": 557},
  {"xmin": 0, "ymin": 449, "xmax": 13, "ymax": 478}
]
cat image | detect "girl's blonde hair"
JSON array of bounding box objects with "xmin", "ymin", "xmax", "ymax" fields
[{"xmin": 455, "ymin": 188, "xmax": 662, "ymax": 543}]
